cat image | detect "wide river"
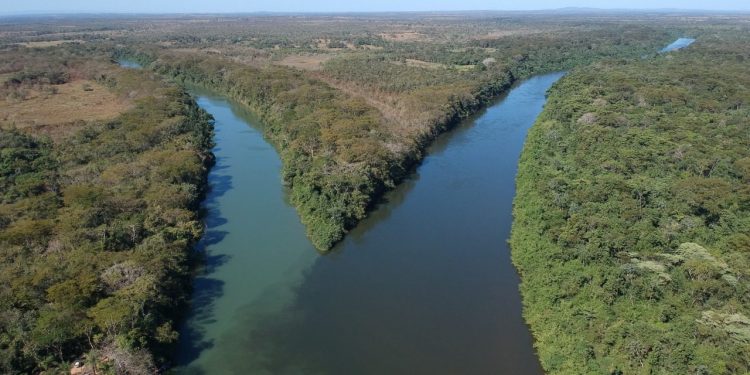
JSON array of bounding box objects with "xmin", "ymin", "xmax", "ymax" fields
[
  {"xmin": 122, "ymin": 59, "xmax": 562, "ymax": 374},
  {"xmin": 173, "ymin": 72, "xmax": 564, "ymax": 374}
]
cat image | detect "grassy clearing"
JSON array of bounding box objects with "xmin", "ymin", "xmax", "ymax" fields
[
  {"xmin": 276, "ymin": 53, "xmax": 333, "ymax": 71},
  {"xmin": 16, "ymin": 40, "xmax": 85, "ymax": 48},
  {"xmin": 0, "ymin": 80, "xmax": 131, "ymax": 140}
]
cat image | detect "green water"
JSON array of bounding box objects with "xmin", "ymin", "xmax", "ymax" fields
[
  {"xmin": 172, "ymin": 91, "xmax": 318, "ymax": 373},
  {"xmin": 172, "ymin": 73, "xmax": 564, "ymax": 374}
]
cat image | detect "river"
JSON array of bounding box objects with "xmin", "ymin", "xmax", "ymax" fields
[
  {"xmin": 121, "ymin": 60, "xmax": 561, "ymax": 374},
  {"xmin": 660, "ymin": 37, "xmax": 696, "ymax": 52}
]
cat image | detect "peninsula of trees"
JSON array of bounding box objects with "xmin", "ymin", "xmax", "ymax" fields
[{"xmin": 1, "ymin": 11, "xmax": 749, "ymax": 374}]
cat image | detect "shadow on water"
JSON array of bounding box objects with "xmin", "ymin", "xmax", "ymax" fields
[
  {"xmin": 176, "ymin": 262, "xmax": 226, "ymax": 368},
  {"xmin": 187, "ymin": 73, "xmax": 564, "ymax": 375},
  {"xmin": 176, "ymin": 153, "xmax": 235, "ymax": 365},
  {"xmin": 194, "ymin": 157, "xmax": 234, "ymax": 250},
  {"xmin": 333, "ymin": 88, "xmax": 513, "ymax": 251},
  {"xmin": 174, "ymin": 90, "xmax": 322, "ymax": 374},
  {"xmin": 128, "ymin": 33, "xmax": 567, "ymax": 369},
  {"xmin": 333, "ymin": 176, "xmax": 419, "ymax": 251}
]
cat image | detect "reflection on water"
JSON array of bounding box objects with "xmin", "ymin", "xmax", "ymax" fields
[
  {"xmin": 173, "ymin": 93, "xmax": 318, "ymax": 374},
  {"xmin": 175, "ymin": 73, "xmax": 564, "ymax": 374}
]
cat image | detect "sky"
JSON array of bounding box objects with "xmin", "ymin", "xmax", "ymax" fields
[{"xmin": 2, "ymin": 0, "xmax": 749, "ymax": 14}]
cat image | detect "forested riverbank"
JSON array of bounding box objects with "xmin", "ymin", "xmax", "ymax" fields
[
  {"xmin": 1, "ymin": 13, "xmax": 742, "ymax": 373},
  {"xmin": 114, "ymin": 24, "xmax": 669, "ymax": 249},
  {"xmin": 117, "ymin": 48, "xmax": 417, "ymax": 250},
  {"xmin": 0, "ymin": 46, "xmax": 214, "ymax": 373},
  {"xmin": 512, "ymin": 32, "xmax": 750, "ymax": 374}
]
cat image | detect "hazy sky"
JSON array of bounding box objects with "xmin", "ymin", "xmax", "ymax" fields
[{"xmin": 3, "ymin": 0, "xmax": 750, "ymax": 14}]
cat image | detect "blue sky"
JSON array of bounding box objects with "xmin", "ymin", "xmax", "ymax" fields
[{"xmin": 3, "ymin": 0, "xmax": 749, "ymax": 14}]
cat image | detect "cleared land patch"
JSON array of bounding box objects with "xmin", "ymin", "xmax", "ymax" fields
[
  {"xmin": 0, "ymin": 79, "xmax": 131, "ymax": 139},
  {"xmin": 379, "ymin": 31, "xmax": 428, "ymax": 42},
  {"xmin": 277, "ymin": 54, "xmax": 333, "ymax": 71},
  {"xmin": 15, "ymin": 40, "xmax": 85, "ymax": 48},
  {"xmin": 390, "ymin": 58, "xmax": 476, "ymax": 71}
]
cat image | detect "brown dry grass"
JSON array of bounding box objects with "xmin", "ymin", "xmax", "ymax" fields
[
  {"xmin": 379, "ymin": 31, "xmax": 428, "ymax": 42},
  {"xmin": 312, "ymin": 39, "xmax": 358, "ymax": 50},
  {"xmin": 390, "ymin": 59, "xmax": 475, "ymax": 72},
  {"xmin": 313, "ymin": 72, "xmax": 481, "ymax": 160},
  {"xmin": 169, "ymin": 48, "xmax": 205, "ymax": 55},
  {"xmin": 405, "ymin": 59, "xmax": 444, "ymax": 69},
  {"xmin": 276, "ymin": 54, "xmax": 333, "ymax": 71},
  {"xmin": 16, "ymin": 40, "xmax": 85, "ymax": 48},
  {"xmin": 0, "ymin": 80, "xmax": 131, "ymax": 141},
  {"xmin": 310, "ymin": 71, "xmax": 414, "ymax": 138},
  {"xmin": 472, "ymin": 29, "xmax": 545, "ymax": 40},
  {"xmin": 168, "ymin": 46, "xmax": 272, "ymax": 68}
]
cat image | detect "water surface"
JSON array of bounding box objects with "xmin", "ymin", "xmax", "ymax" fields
[
  {"xmin": 175, "ymin": 73, "xmax": 563, "ymax": 374},
  {"xmin": 661, "ymin": 37, "xmax": 696, "ymax": 52},
  {"xmin": 121, "ymin": 59, "xmax": 561, "ymax": 374},
  {"xmin": 169, "ymin": 90, "xmax": 318, "ymax": 374}
]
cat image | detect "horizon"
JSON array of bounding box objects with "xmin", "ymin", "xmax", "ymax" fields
[
  {"xmin": 3, "ymin": 7, "xmax": 750, "ymax": 17},
  {"xmin": 3, "ymin": 0, "xmax": 750, "ymax": 16}
]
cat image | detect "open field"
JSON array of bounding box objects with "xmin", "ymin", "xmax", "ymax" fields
[
  {"xmin": 0, "ymin": 79, "xmax": 130, "ymax": 140},
  {"xmin": 15, "ymin": 39, "xmax": 85, "ymax": 48},
  {"xmin": 276, "ymin": 53, "xmax": 333, "ymax": 70}
]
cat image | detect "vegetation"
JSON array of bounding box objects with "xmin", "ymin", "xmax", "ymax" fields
[
  {"xmin": 111, "ymin": 19, "xmax": 669, "ymax": 250},
  {"xmin": 118, "ymin": 49, "xmax": 411, "ymax": 250},
  {"xmin": 3, "ymin": 11, "xmax": 750, "ymax": 374},
  {"xmin": 512, "ymin": 32, "xmax": 750, "ymax": 374},
  {"xmin": 0, "ymin": 46, "xmax": 214, "ymax": 373}
]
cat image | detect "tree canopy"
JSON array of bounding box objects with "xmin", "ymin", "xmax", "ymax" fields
[{"xmin": 512, "ymin": 31, "xmax": 750, "ymax": 374}]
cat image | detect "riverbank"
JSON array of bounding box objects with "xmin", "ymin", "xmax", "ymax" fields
[
  {"xmin": 173, "ymin": 69, "xmax": 563, "ymax": 374},
  {"xmin": 0, "ymin": 47, "xmax": 215, "ymax": 374},
  {"xmin": 511, "ymin": 34, "xmax": 750, "ymax": 373},
  {"xmin": 169, "ymin": 89, "xmax": 320, "ymax": 373},
  {"xmin": 114, "ymin": 48, "xmax": 523, "ymax": 251},
  {"xmin": 113, "ymin": 28, "xmax": 667, "ymax": 250}
]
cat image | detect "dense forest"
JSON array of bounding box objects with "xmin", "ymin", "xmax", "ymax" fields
[
  {"xmin": 512, "ymin": 32, "xmax": 750, "ymax": 374},
  {"xmin": 2, "ymin": 12, "xmax": 749, "ymax": 374},
  {"xmin": 0, "ymin": 46, "xmax": 213, "ymax": 373}
]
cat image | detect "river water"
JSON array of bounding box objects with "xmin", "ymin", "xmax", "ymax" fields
[
  {"xmin": 121, "ymin": 60, "xmax": 561, "ymax": 374},
  {"xmin": 660, "ymin": 37, "xmax": 696, "ymax": 52}
]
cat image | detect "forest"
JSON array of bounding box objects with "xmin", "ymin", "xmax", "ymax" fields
[
  {"xmin": 110, "ymin": 18, "xmax": 672, "ymax": 250},
  {"xmin": 512, "ymin": 30, "xmax": 750, "ymax": 374},
  {"xmin": 1, "ymin": 10, "xmax": 749, "ymax": 374},
  {"xmin": 0, "ymin": 46, "xmax": 214, "ymax": 373}
]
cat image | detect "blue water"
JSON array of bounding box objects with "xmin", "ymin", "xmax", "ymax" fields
[
  {"xmin": 174, "ymin": 73, "xmax": 563, "ymax": 374},
  {"xmin": 661, "ymin": 38, "xmax": 696, "ymax": 52},
  {"xmin": 120, "ymin": 58, "xmax": 559, "ymax": 374}
]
